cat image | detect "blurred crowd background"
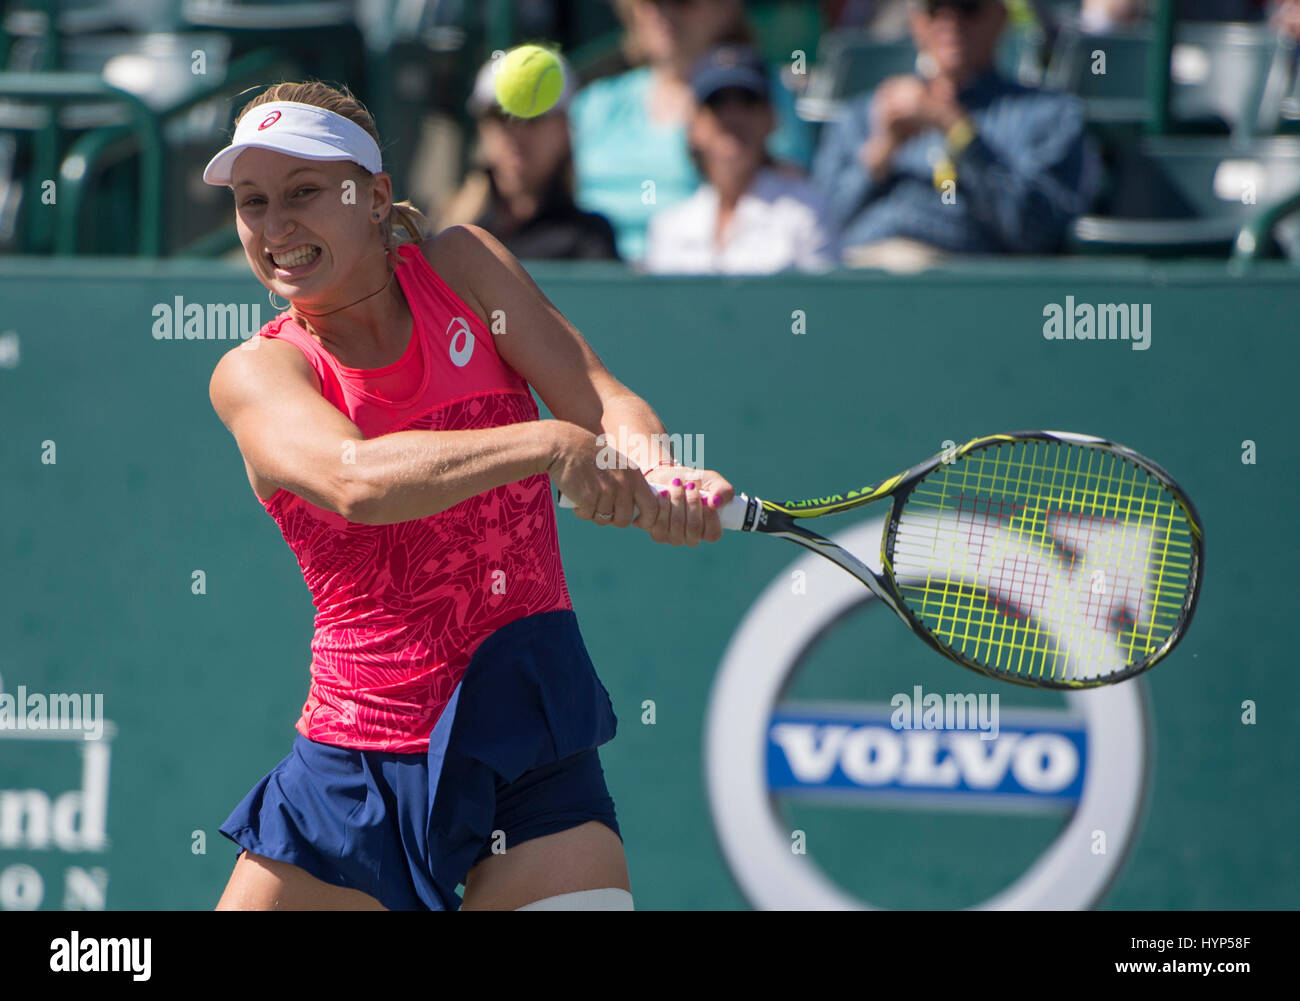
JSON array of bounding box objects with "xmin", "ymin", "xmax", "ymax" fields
[{"xmin": 3, "ymin": 0, "xmax": 1300, "ymax": 273}]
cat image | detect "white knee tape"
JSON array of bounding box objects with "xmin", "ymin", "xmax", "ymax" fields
[{"xmin": 515, "ymin": 888, "xmax": 634, "ymax": 911}]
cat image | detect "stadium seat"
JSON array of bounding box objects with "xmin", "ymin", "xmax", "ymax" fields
[
  {"xmin": 1044, "ymin": 19, "xmax": 1297, "ymax": 137},
  {"xmin": 0, "ymin": 71, "xmax": 164, "ymax": 253},
  {"xmin": 180, "ymin": 0, "xmax": 353, "ymax": 30},
  {"xmin": 0, "ymin": 44, "xmax": 299, "ymax": 255},
  {"xmin": 2, "ymin": 0, "xmax": 182, "ymax": 38},
  {"xmin": 5, "ymin": 31, "xmax": 234, "ymax": 113},
  {"xmin": 748, "ymin": 0, "xmax": 826, "ymax": 73},
  {"xmin": 1069, "ymin": 135, "xmax": 1300, "ymax": 257}
]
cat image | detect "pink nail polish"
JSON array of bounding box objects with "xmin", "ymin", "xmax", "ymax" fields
[
  {"xmin": 686, "ymin": 482, "xmax": 696, "ymax": 491},
  {"xmin": 672, "ymin": 478, "xmax": 681, "ymax": 487},
  {"xmin": 659, "ymin": 489, "xmax": 668, "ymax": 498}
]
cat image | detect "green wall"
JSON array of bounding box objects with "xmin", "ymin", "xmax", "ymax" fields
[{"xmin": 0, "ymin": 257, "xmax": 1295, "ymax": 909}]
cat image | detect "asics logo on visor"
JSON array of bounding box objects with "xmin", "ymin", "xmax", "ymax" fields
[{"xmin": 258, "ymin": 111, "xmax": 282, "ymax": 130}]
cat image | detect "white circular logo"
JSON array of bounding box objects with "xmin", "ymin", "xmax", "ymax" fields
[
  {"xmin": 446, "ymin": 316, "xmax": 475, "ymax": 367},
  {"xmin": 705, "ymin": 515, "xmax": 1149, "ymax": 910}
]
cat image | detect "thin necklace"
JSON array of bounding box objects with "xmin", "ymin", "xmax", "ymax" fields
[{"xmin": 293, "ymin": 264, "xmax": 395, "ymax": 319}]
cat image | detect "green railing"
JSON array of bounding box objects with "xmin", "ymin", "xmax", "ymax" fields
[
  {"xmin": 2, "ymin": 47, "xmax": 297, "ymax": 257},
  {"xmin": 59, "ymin": 47, "xmax": 298, "ymax": 257},
  {"xmin": 0, "ymin": 72, "xmax": 162, "ymax": 253},
  {"xmin": 1232, "ymin": 189, "xmax": 1300, "ymax": 266}
]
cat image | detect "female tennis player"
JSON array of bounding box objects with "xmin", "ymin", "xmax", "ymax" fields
[{"xmin": 204, "ymin": 81, "xmax": 733, "ymax": 911}]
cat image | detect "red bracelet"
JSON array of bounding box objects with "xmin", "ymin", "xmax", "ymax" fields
[{"xmin": 643, "ymin": 459, "xmax": 676, "ymax": 477}]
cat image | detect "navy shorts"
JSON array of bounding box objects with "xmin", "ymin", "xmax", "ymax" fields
[{"xmin": 219, "ymin": 609, "xmax": 620, "ymax": 911}]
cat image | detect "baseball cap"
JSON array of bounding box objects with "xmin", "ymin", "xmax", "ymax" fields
[{"xmin": 690, "ymin": 45, "xmax": 770, "ymax": 104}]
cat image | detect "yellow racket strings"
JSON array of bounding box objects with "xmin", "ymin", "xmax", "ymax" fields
[{"xmin": 891, "ymin": 440, "xmax": 1195, "ymax": 683}]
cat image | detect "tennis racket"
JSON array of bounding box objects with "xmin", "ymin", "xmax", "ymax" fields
[{"xmin": 559, "ymin": 430, "xmax": 1204, "ymax": 689}]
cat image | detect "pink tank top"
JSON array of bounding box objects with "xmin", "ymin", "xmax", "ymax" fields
[{"xmin": 254, "ymin": 242, "xmax": 571, "ymax": 752}]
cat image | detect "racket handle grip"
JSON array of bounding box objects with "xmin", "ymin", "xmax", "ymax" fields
[{"xmin": 557, "ymin": 490, "xmax": 753, "ymax": 532}]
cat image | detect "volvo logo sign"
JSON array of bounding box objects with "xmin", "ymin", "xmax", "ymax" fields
[{"xmin": 705, "ymin": 516, "xmax": 1150, "ymax": 910}]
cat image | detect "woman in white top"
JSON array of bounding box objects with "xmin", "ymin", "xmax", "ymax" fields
[{"xmin": 645, "ymin": 46, "xmax": 837, "ymax": 275}]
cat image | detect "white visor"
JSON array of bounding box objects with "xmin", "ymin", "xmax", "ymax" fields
[{"xmin": 203, "ymin": 100, "xmax": 383, "ymax": 186}]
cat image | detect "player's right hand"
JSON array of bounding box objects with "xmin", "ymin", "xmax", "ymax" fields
[{"xmin": 545, "ymin": 421, "xmax": 662, "ymax": 531}]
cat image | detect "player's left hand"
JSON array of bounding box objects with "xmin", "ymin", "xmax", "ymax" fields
[{"xmin": 641, "ymin": 466, "xmax": 735, "ymax": 547}]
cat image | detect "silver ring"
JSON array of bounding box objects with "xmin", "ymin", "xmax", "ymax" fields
[{"xmin": 595, "ymin": 511, "xmax": 614, "ymax": 521}]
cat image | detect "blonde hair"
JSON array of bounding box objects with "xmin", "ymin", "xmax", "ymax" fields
[{"xmin": 235, "ymin": 80, "xmax": 432, "ymax": 251}]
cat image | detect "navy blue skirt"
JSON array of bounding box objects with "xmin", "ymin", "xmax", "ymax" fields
[{"xmin": 219, "ymin": 609, "xmax": 620, "ymax": 910}]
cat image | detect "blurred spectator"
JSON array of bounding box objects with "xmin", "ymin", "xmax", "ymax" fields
[
  {"xmin": 568, "ymin": 0, "xmax": 816, "ymax": 263},
  {"xmin": 812, "ymin": 0, "xmax": 1097, "ymax": 262},
  {"xmin": 1271, "ymin": 0, "xmax": 1300, "ymax": 40},
  {"xmin": 646, "ymin": 46, "xmax": 836, "ymax": 273},
  {"xmin": 440, "ymin": 57, "xmax": 619, "ymax": 260}
]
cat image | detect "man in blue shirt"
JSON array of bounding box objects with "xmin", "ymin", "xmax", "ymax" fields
[{"xmin": 812, "ymin": 0, "xmax": 1098, "ymax": 258}]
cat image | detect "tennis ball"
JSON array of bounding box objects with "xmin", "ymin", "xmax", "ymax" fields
[{"xmin": 494, "ymin": 44, "xmax": 565, "ymax": 119}]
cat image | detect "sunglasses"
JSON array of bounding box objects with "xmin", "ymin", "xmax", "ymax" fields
[{"xmin": 923, "ymin": 0, "xmax": 989, "ymax": 16}]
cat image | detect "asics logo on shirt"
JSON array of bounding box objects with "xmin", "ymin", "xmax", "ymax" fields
[{"xmin": 446, "ymin": 316, "xmax": 475, "ymax": 367}]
